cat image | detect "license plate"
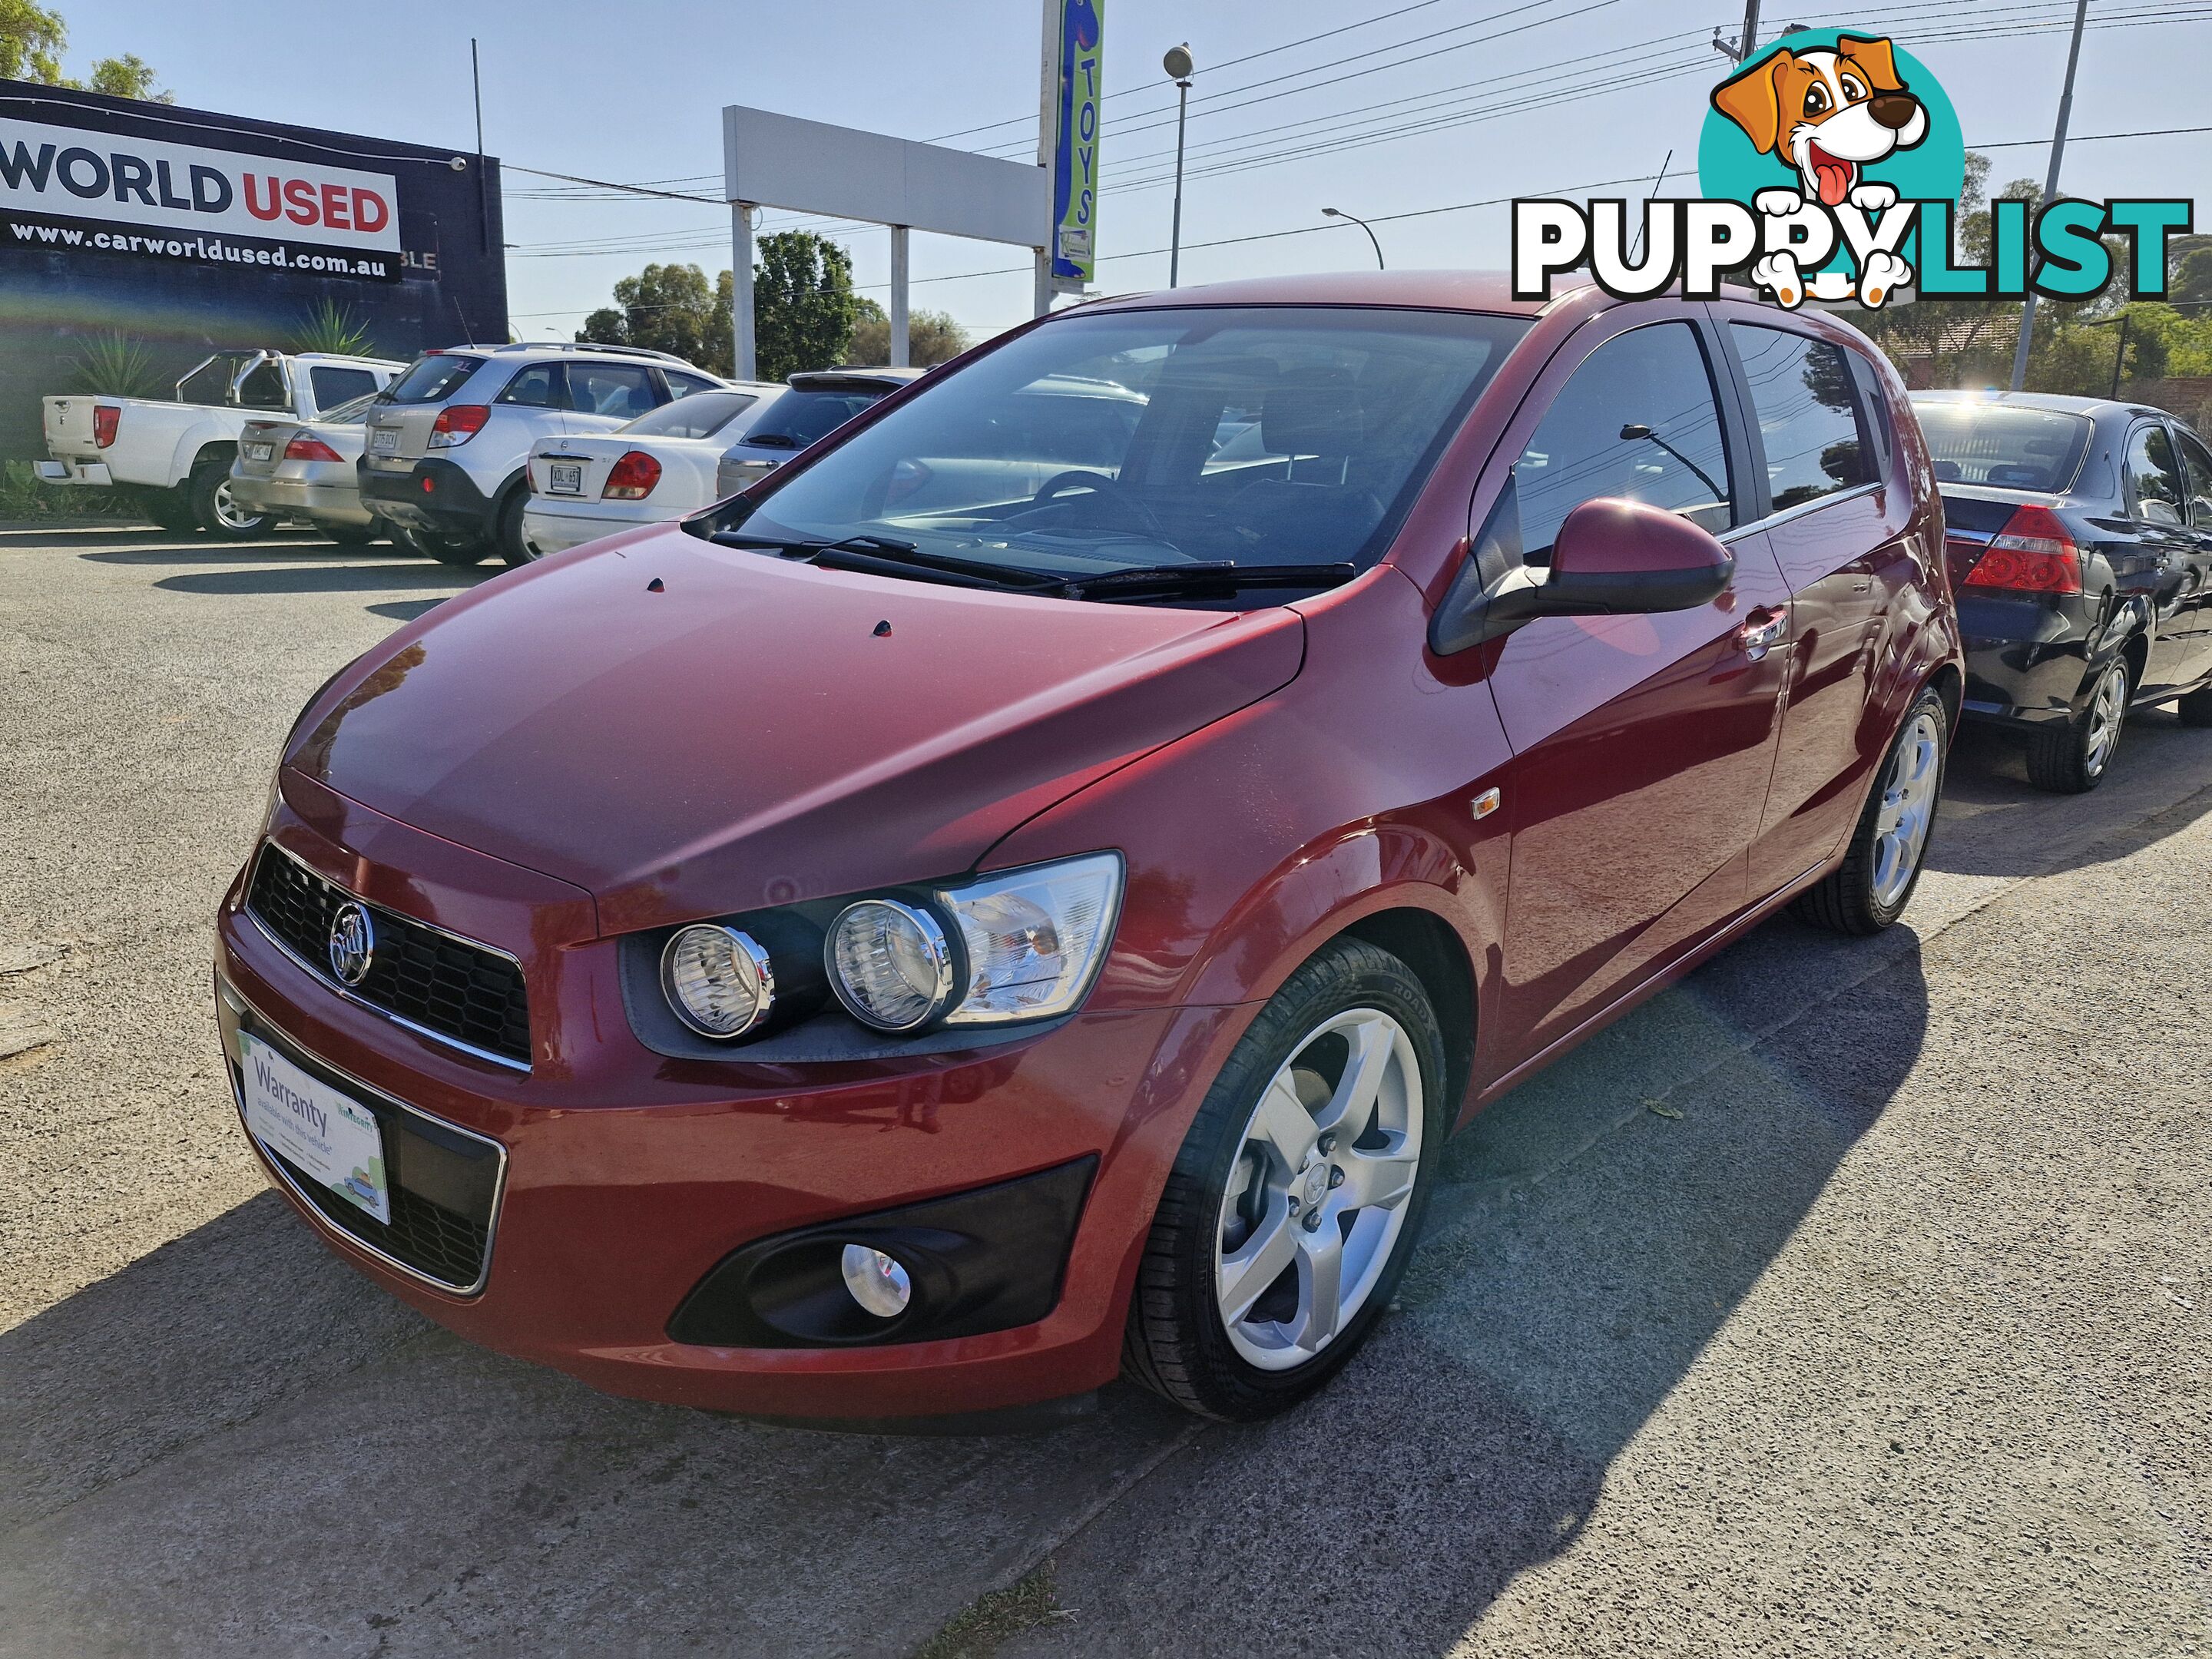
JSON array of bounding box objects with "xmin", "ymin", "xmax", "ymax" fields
[
  {"xmin": 370, "ymin": 426, "xmax": 400, "ymax": 455},
  {"xmin": 244, "ymin": 442, "xmax": 273, "ymax": 462},
  {"xmin": 238, "ymin": 1033, "xmax": 390, "ymax": 1224},
  {"xmin": 548, "ymin": 462, "xmax": 584, "ymax": 495}
]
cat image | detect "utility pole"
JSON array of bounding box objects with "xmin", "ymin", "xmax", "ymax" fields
[
  {"xmin": 2010, "ymin": 0, "xmax": 2090, "ymax": 393},
  {"xmin": 1034, "ymin": 0, "xmax": 1058, "ymax": 318},
  {"xmin": 730, "ymin": 203, "xmax": 755, "ymax": 380},
  {"xmin": 469, "ymin": 39, "xmax": 488, "ymax": 255},
  {"xmin": 1737, "ymin": 0, "xmax": 1760, "ymax": 61}
]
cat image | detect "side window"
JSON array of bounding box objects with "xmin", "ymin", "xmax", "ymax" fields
[
  {"xmin": 663, "ymin": 371, "xmax": 717, "ymax": 400},
  {"xmin": 309, "ymin": 366, "xmax": 378, "ymax": 409},
  {"xmin": 568, "ymin": 363, "xmax": 661, "ymax": 420},
  {"xmin": 1730, "ymin": 324, "xmax": 1874, "ymax": 513},
  {"xmin": 497, "ymin": 363, "xmax": 565, "ymax": 409},
  {"xmin": 1846, "ymin": 352, "xmax": 1893, "ymax": 482},
  {"xmin": 2175, "ymin": 429, "xmax": 2212, "ymax": 527},
  {"xmin": 2128, "ymin": 425, "xmax": 2188, "ymax": 525},
  {"xmin": 237, "ymin": 360, "xmax": 290, "ymax": 409},
  {"xmin": 1508, "ymin": 321, "xmax": 1734, "ymax": 561}
]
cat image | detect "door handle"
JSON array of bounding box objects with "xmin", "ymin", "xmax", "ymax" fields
[{"xmin": 1737, "ymin": 608, "xmax": 1787, "ymax": 661}]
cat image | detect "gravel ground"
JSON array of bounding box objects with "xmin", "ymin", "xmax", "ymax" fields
[{"xmin": 2, "ymin": 522, "xmax": 2207, "ymax": 1657}]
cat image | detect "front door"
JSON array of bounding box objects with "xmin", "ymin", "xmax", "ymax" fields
[
  {"xmin": 2122, "ymin": 420, "xmax": 2205, "ymax": 697},
  {"xmin": 1484, "ymin": 311, "xmax": 1793, "ymax": 1059}
]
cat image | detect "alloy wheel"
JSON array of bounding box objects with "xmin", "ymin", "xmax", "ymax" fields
[
  {"xmin": 1870, "ymin": 710, "xmax": 1942, "ymax": 909},
  {"xmin": 210, "ymin": 477, "xmax": 260, "ymax": 533},
  {"xmin": 1214, "ymin": 1007, "xmax": 1423, "ymax": 1371},
  {"xmin": 2084, "ymin": 663, "xmax": 2127, "ymax": 779}
]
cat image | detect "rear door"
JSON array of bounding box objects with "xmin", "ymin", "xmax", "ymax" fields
[
  {"xmin": 1720, "ymin": 318, "xmax": 1913, "ymax": 896},
  {"xmin": 2163, "ymin": 424, "xmax": 2212, "ymax": 687},
  {"xmin": 1485, "ymin": 307, "xmax": 1793, "ymax": 1054},
  {"xmin": 2122, "ymin": 420, "xmax": 2203, "ymax": 695}
]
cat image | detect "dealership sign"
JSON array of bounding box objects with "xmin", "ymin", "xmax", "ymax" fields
[
  {"xmin": 1048, "ymin": 0, "xmax": 1102, "ymax": 289},
  {"xmin": 0, "ymin": 113, "xmax": 401, "ymax": 276}
]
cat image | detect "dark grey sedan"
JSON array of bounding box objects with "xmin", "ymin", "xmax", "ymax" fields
[{"xmin": 1912, "ymin": 391, "xmax": 2212, "ymax": 791}]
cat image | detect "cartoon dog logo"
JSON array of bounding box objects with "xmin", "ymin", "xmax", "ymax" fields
[{"xmin": 1710, "ymin": 35, "xmax": 1929, "ymax": 308}]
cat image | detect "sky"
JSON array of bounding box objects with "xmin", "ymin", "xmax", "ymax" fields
[{"xmin": 58, "ymin": 0, "xmax": 2212, "ymax": 347}]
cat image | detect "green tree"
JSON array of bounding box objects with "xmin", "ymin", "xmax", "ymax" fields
[
  {"xmin": 753, "ymin": 230, "xmax": 858, "ymax": 381},
  {"xmin": 0, "ymin": 2, "xmax": 171, "ymax": 100},
  {"xmin": 849, "ymin": 299, "xmax": 971, "ymax": 367},
  {"xmin": 577, "ymin": 262, "xmax": 733, "ymax": 376}
]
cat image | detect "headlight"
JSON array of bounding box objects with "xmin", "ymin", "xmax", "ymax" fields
[
  {"xmin": 661, "ymin": 925, "xmax": 776, "ymax": 1038},
  {"xmin": 936, "ymin": 853, "xmax": 1122, "ymax": 1025},
  {"xmin": 826, "ymin": 899, "xmax": 956, "ymax": 1031}
]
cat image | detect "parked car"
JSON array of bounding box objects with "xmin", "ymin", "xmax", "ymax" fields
[
  {"xmin": 712, "ymin": 368, "xmax": 928, "ymax": 500},
  {"xmin": 217, "ymin": 274, "xmax": 1959, "ymax": 1429},
  {"xmin": 357, "ymin": 342, "xmax": 726, "ymax": 567},
  {"xmin": 38, "ymin": 349, "xmax": 402, "ymax": 535},
  {"xmin": 518, "ymin": 379, "xmax": 792, "ymax": 560},
  {"xmin": 1912, "ymin": 390, "xmax": 2212, "ymax": 791},
  {"xmin": 230, "ymin": 395, "xmax": 388, "ymax": 545}
]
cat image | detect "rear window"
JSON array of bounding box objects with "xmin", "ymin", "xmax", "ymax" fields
[
  {"xmin": 310, "ymin": 366, "xmax": 379, "ymax": 409},
  {"xmin": 384, "ymin": 353, "xmax": 482, "ymax": 404},
  {"xmin": 622, "ymin": 391, "xmax": 758, "ymax": 439},
  {"xmin": 1912, "ymin": 402, "xmax": 2092, "ymax": 492},
  {"xmin": 743, "ymin": 389, "xmax": 883, "ymax": 449},
  {"xmin": 1731, "ymin": 324, "xmax": 1875, "ymax": 512}
]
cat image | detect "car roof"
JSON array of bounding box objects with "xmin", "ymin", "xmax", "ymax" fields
[
  {"xmin": 437, "ymin": 341, "xmax": 712, "ymax": 369},
  {"xmin": 1082, "ymin": 270, "xmax": 1561, "ymax": 317},
  {"xmin": 1909, "ymin": 388, "xmax": 2176, "ymax": 423},
  {"xmin": 788, "ymin": 368, "xmax": 928, "ymax": 392}
]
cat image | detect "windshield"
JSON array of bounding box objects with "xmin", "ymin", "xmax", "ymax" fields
[
  {"xmin": 622, "ymin": 390, "xmax": 758, "ymax": 439},
  {"xmin": 715, "ymin": 306, "xmax": 1525, "ymax": 584},
  {"xmin": 1913, "ymin": 402, "xmax": 2093, "ymax": 492},
  {"xmin": 383, "ymin": 353, "xmax": 483, "ymax": 404}
]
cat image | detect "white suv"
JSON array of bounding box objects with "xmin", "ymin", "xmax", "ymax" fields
[{"xmin": 358, "ymin": 342, "xmax": 726, "ymax": 566}]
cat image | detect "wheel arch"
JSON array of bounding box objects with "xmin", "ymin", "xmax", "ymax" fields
[{"xmin": 1332, "ymin": 906, "xmax": 1476, "ymax": 1133}]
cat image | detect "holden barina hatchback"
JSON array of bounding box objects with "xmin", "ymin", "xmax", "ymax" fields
[{"xmin": 216, "ymin": 274, "xmax": 1960, "ymax": 1426}]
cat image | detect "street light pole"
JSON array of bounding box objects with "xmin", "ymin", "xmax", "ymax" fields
[
  {"xmin": 2010, "ymin": 0, "xmax": 2091, "ymax": 393},
  {"xmin": 1164, "ymin": 44, "xmax": 1194, "ymax": 287},
  {"xmin": 1322, "ymin": 207, "xmax": 1385, "ymax": 270}
]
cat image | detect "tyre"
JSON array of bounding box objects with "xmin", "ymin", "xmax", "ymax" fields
[
  {"xmin": 1123, "ymin": 938, "xmax": 1447, "ymax": 1422},
  {"xmin": 1793, "ymin": 684, "xmax": 1948, "ymax": 935},
  {"xmin": 2025, "ymin": 657, "xmax": 2128, "ymax": 793},
  {"xmin": 2175, "ymin": 684, "xmax": 2212, "ymax": 728},
  {"xmin": 391, "ymin": 524, "xmax": 487, "ymax": 567},
  {"xmin": 318, "ymin": 522, "xmax": 378, "ymax": 546},
  {"xmin": 496, "ymin": 488, "xmax": 537, "ymax": 568},
  {"xmin": 187, "ymin": 459, "xmax": 273, "ymax": 538},
  {"xmin": 139, "ymin": 486, "xmax": 199, "ymax": 532}
]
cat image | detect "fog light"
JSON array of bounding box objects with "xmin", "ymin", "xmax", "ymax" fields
[{"xmin": 839, "ymin": 1244, "xmax": 912, "ymax": 1318}]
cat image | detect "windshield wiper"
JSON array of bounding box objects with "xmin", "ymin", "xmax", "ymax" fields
[
  {"xmin": 1058, "ymin": 561, "xmax": 1358, "ymax": 601},
  {"xmin": 711, "ymin": 531, "xmax": 1061, "ymax": 594}
]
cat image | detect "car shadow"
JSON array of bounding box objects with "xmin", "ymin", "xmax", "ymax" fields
[
  {"xmin": 151, "ymin": 563, "xmax": 488, "ymax": 597},
  {"xmin": 5, "ymin": 525, "xmax": 320, "ymax": 552},
  {"xmin": 1925, "ymin": 710, "xmax": 2212, "ymax": 879},
  {"xmin": 81, "ymin": 542, "xmax": 388, "ymax": 568},
  {"xmin": 366, "ymin": 598, "xmax": 451, "ymax": 624},
  {"xmin": 1003, "ymin": 918, "xmax": 1932, "ymax": 1658}
]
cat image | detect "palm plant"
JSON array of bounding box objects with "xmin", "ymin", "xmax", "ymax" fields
[
  {"xmin": 68, "ymin": 332, "xmax": 161, "ymax": 399},
  {"xmin": 294, "ymin": 300, "xmax": 375, "ymax": 357}
]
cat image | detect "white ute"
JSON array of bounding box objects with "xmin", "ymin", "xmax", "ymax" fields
[{"xmin": 40, "ymin": 349, "xmax": 402, "ymax": 534}]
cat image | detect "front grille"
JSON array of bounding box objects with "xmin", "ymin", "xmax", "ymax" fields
[
  {"xmin": 272, "ymin": 1147, "xmax": 492, "ymax": 1287},
  {"xmin": 247, "ymin": 846, "xmax": 531, "ymax": 1065}
]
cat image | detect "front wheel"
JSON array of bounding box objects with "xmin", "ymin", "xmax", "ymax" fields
[
  {"xmin": 2173, "ymin": 683, "xmax": 2212, "ymax": 728},
  {"xmin": 1123, "ymin": 939, "xmax": 1445, "ymax": 1422},
  {"xmin": 2026, "ymin": 657, "xmax": 2128, "ymax": 793},
  {"xmin": 496, "ymin": 488, "xmax": 537, "ymax": 568},
  {"xmin": 1793, "ymin": 685, "xmax": 1948, "ymax": 935},
  {"xmin": 187, "ymin": 461, "xmax": 272, "ymax": 538}
]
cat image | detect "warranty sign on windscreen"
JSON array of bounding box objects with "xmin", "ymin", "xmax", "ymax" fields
[
  {"xmin": 1, "ymin": 114, "xmax": 402, "ymax": 279},
  {"xmin": 1050, "ymin": 0, "xmax": 1102, "ymax": 288}
]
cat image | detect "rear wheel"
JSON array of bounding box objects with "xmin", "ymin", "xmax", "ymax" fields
[
  {"xmin": 2026, "ymin": 657, "xmax": 2128, "ymax": 793},
  {"xmin": 187, "ymin": 459, "xmax": 272, "ymax": 538},
  {"xmin": 2174, "ymin": 684, "xmax": 2212, "ymax": 728},
  {"xmin": 1794, "ymin": 685, "xmax": 1947, "ymax": 935},
  {"xmin": 139, "ymin": 486, "xmax": 198, "ymax": 532},
  {"xmin": 390, "ymin": 524, "xmax": 487, "ymax": 566},
  {"xmin": 496, "ymin": 488, "xmax": 536, "ymax": 567},
  {"xmin": 1123, "ymin": 939, "xmax": 1445, "ymax": 1422}
]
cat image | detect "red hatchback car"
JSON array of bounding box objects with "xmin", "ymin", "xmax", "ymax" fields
[{"xmin": 215, "ymin": 274, "xmax": 1960, "ymax": 1426}]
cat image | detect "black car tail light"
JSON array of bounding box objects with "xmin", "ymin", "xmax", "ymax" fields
[{"xmin": 1959, "ymin": 505, "xmax": 2082, "ymax": 595}]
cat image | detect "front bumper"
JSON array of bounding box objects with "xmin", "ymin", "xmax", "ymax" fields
[
  {"xmin": 214, "ymin": 783, "xmax": 1243, "ymax": 1420},
  {"xmin": 231, "ymin": 465, "xmax": 375, "ymax": 528},
  {"xmin": 359, "ymin": 458, "xmax": 495, "ymax": 540}
]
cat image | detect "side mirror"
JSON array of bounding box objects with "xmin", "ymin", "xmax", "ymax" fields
[{"xmin": 1430, "ymin": 497, "xmax": 1734, "ymax": 654}]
